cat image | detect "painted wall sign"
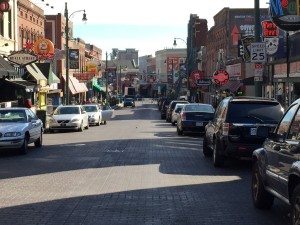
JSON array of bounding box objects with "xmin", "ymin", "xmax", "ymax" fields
[{"xmin": 7, "ymin": 53, "xmax": 38, "ymax": 65}]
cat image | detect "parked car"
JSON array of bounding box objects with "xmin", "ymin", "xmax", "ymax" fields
[
  {"xmin": 160, "ymin": 99, "xmax": 172, "ymax": 119},
  {"xmin": 0, "ymin": 107, "xmax": 43, "ymax": 154},
  {"xmin": 177, "ymin": 103, "xmax": 215, "ymax": 135},
  {"xmin": 48, "ymin": 105, "xmax": 89, "ymax": 132},
  {"xmin": 251, "ymin": 98, "xmax": 300, "ymax": 225},
  {"xmin": 171, "ymin": 103, "xmax": 186, "ymax": 126},
  {"xmin": 99, "ymin": 104, "xmax": 114, "ymax": 125},
  {"xmin": 123, "ymin": 98, "xmax": 135, "ymax": 107},
  {"xmin": 203, "ymin": 96, "xmax": 284, "ymax": 167},
  {"xmin": 158, "ymin": 97, "xmax": 168, "ymax": 111},
  {"xmin": 166, "ymin": 100, "xmax": 189, "ymax": 123},
  {"xmin": 82, "ymin": 104, "xmax": 102, "ymax": 126}
]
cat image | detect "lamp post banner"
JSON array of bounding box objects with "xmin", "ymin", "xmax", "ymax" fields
[{"xmin": 69, "ymin": 49, "xmax": 79, "ymax": 69}]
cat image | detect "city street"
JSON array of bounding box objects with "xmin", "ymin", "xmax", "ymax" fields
[{"xmin": 0, "ymin": 100, "xmax": 290, "ymax": 225}]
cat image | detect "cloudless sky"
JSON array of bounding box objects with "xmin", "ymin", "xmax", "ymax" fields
[{"xmin": 38, "ymin": 0, "xmax": 269, "ymax": 60}]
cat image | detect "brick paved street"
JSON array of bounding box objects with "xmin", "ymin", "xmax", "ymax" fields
[{"xmin": 0, "ymin": 100, "xmax": 290, "ymax": 225}]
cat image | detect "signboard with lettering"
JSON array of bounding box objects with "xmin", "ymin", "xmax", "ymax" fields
[
  {"xmin": 250, "ymin": 42, "xmax": 266, "ymax": 63},
  {"xmin": 8, "ymin": 53, "xmax": 38, "ymax": 65}
]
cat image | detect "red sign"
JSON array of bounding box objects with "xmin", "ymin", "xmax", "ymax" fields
[
  {"xmin": 190, "ymin": 70, "xmax": 203, "ymax": 88},
  {"xmin": 213, "ymin": 69, "xmax": 229, "ymax": 85},
  {"xmin": 0, "ymin": 1, "xmax": 11, "ymax": 12},
  {"xmin": 73, "ymin": 73, "xmax": 95, "ymax": 81},
  {"xmin": 261, "ymin": 20, "xmax": 279, "ymax": 37}
]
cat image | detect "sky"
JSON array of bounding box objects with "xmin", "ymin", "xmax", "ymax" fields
[{"xmin": 37, "ymin": 0, "xmax": 270, "ymax": 60}]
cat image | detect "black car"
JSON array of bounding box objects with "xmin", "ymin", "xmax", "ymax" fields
[
  {"xmin": 177, "ymin": 103, "xmax": 215, "ymax": 135},
  {"xmin": 123, "ymin": 98, "xmax": 135, "ymax": 107},
  {"xmin": 251, "ymin": 98, "xmax": 300, "ymax": 225},
  {"xmin": 160, "ymin": 99, "xmax": 172, "ymax": 119},
  {"xmin": 203, "ymin": 96, "xmax": 284, "ymax": 167}
]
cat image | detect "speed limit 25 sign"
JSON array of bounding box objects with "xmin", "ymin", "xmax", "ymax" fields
[{"xmin": 250, "ymin": 42, "xmax": 266, "ymax": 63}]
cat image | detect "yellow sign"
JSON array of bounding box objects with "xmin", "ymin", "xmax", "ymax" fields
[{"xmin": 86, "ymin": 61, "xmax": 98, "ymax": 74}]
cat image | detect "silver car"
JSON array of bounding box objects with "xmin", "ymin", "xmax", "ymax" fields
[
  {"xmin": 48, "ymin": 105, "xmax": 89, "ymax": 132},
  {"xmin": 0, "ymin": 107, "xmax": 43, "ymax": 154},
  {"xmin": 82, "ymin": 104, "xmax": 102, "ymax": 126}
]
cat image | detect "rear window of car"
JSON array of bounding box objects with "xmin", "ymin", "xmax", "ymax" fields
[
  {"xmin": 227, "ymin": 102, "xmax": 283, "ymax": 123},
  {"xmin": 184, "ymin": 104, "xmax": 214, "ymax": 112}
]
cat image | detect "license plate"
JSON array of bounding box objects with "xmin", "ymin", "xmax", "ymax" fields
[
  {"xmin": 196, "ymin": 122, "xmax": 203, "ymax": 126},
  {"xmin": 250, "ymin": 128, "xmax": 257, "ymax": 135},
  {"xmin": 61, "ymin": 123, "xmax": 66, "ymax": 127}
]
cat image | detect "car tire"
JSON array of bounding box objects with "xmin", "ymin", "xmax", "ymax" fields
[
  {"xmin": 203, "ymin": 136, "xmax": 212, "ymax": 157},
  {"xmin": 34, "ymin": 130, "xmax": 43, "ymax": 148},
  {"xmin": 85, "ymin": 122, "xmax": 89, "ymax": 129},
  {"xmin": 177, "ymin": 126, "xmax": 183, "ymax": 136},
  {"xmin": 20, "ymin": 136, "xmax": 28, "ymax": 155},
  {"xmin": 79, "ymin": 122, "xmax": 84, "ymax": 132},
  {"xmin": 291, "ymin": 185, "xmax": 300, "ymax": 225},
  {"xmin": 213, "ymin": 139, "xmax": 225, "ymax": 167},
  {"xmin": 252, "ymin": 161, "xmax": 274, "ymax": 209},
  {"xmin": 96, "ymin": 118, "xmax": 101, "ymax": 126}
]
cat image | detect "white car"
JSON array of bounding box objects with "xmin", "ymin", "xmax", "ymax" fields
[
  {"xmin": 99, "ymin": 104, "xmax": 114, "ymax": 125},
  {"xmin": 171, "ymin": 103, "xmax": 186, "ymax": 126},
  {"xmin": 82, "ymin": 104, "xmax": 102, "ymax": 126},
  {"xmin": 0, "ymin": 107, "xmax": 43, "ymax": 154},
  {"xmin": 48, "ymin": 105, "xmax": 89, "ymax": 132}
]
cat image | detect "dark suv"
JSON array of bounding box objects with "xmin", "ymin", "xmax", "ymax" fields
[
  {"xmin": 251, "ymin": 98, "xmax": 300, "ymax": 225},
  {"xmin": 203, "ymin": 96, "xmax": 283, "ymax": 167},
  {"xmin": 166, "ymin": 100, "xmax": 189, "ymax": 123}
]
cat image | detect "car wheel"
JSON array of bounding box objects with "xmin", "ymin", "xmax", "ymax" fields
[
  {"xmin": 213, "ymin": 139, "xmax": 224, "ymax": 167},
  {"xmin": 103, "ymin": 120, "xmax": 107, "ymax": 125},
  {"xmin": 203, "ymin": 136, "xmax": 212, "ymax": 157},
  {"xmin": 291, "ymin": 185, "xmax": 300, "ymax": 225},
  {"xmin": 177, "ymin": 126, "xmax": 183, "ymax": 136},
  {"xmin": 96, "ymin": 117, "xmax": 101, "ymax": 126},
  {"xmin": 85, "ymin": 122, "xmax": 89, "ymax": 129},
  {"xmin": 78, "ymin": 122, "xmax": 84, "ymax": 132},
  {"xmin": 252, "ymin": 161, "xmax": 274, "ymax": 209},
  {"xmin": 20, "ymin": 136, "xmax": 29, "ymax": 155},
  {"xmin": 34, "ymin": 130, "xmax": 43, "ymax": 148}
]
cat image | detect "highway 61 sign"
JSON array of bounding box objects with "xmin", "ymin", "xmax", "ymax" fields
[{"xmin": 250, "ymin": 42, "xmax": 266, "ymax": 63}]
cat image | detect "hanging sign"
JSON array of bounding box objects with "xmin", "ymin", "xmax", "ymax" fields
[
  {"xmin": 213, "ymin": 69, "xmax": 229, "ymax": 85},
  {"xmin": 8, "ymin": 52, "xmax": 38, "ymax": 65},
  {"xmin": 269, "ymin": 0, "xmax": 300, "ymax": 31},
  {"xmin": 33, "ymin": 38, "xmax": 55, "ymax": 59}
]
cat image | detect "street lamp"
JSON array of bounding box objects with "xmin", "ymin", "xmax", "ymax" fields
[
  {"xmin": 64, "ymin": 2, "xmax": 87, "ymax": 105},
  {"xmin": 173, "ymin": 37, "xmax": 189, "ymax": 98}
]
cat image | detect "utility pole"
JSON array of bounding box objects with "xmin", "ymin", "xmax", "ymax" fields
[
  {"xmin": 105, "ymin": 52, "xmax": 108, "ymax": 105},
  {"xmin": 254, "ymin": 0, "xmax": 262, "ymax": 97}
]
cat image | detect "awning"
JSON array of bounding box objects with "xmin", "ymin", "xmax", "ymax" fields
[
  {"xmin": 92, "ymin": 78, "xmax": 104, "ymax": 92},
  {"xmin": 93, "ymin": 83, "xmax": 104, "ymax": 92},
  {"xmin": 0, "ymin": 56, "xmax": 18, "ymax": 78},
  {"xmin": 35, "ymin": 63, "xmax": 60, "ymax": 84},
  {"xmin": 70, "ymin": 76, "xmax": 88, "ymax": 93},
  {"xmin": 3, "ymin": 79, "xmax": 36, "ymax": 92},
  {"xmin": 25, "ymin": 63, "xmax": 47, "ymax": 83},
  {"xmin": 220, "ymin": 80, "xmax": 242, "ymax": 92}
]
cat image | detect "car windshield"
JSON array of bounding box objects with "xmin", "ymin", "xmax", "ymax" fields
[
  {"xmin": 227, "ymin": 102, "xmax": 283, "ymax": 123},
  {"xmin": 54, "ymin": 107, "xmax": 80, "ymax": 115},
  {"xmin": 0, "ymin": 110, "xmax": 26, "ymax": 123},
  {"xmin": 82, "ymin": 105, "xmax": 98, "ymax": 112},
  {"xmin": 125, "ymin": 98, "xmax": 133, "ymax": 101},
  {"xmin": 184, "ymin": 104, "xmax": 214, "ymax": 112}
]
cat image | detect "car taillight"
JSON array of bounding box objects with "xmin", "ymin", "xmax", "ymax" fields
[
  {"xmin": 222, "ymin": 123, "xmax": 229, "ymax": 136},
  {"xmin": 181, "ymin": 113, "xmax": 186, "ymax": 120}
]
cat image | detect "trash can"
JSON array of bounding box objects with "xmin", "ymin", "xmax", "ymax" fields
[{"xmin": 36, "ymin": 110, "xmax": 47, "ymax": 129}]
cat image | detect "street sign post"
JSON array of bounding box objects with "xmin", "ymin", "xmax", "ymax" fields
[{"xmin": 250, "ymin": 42, "xmax": 266, "ymax": 63}]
